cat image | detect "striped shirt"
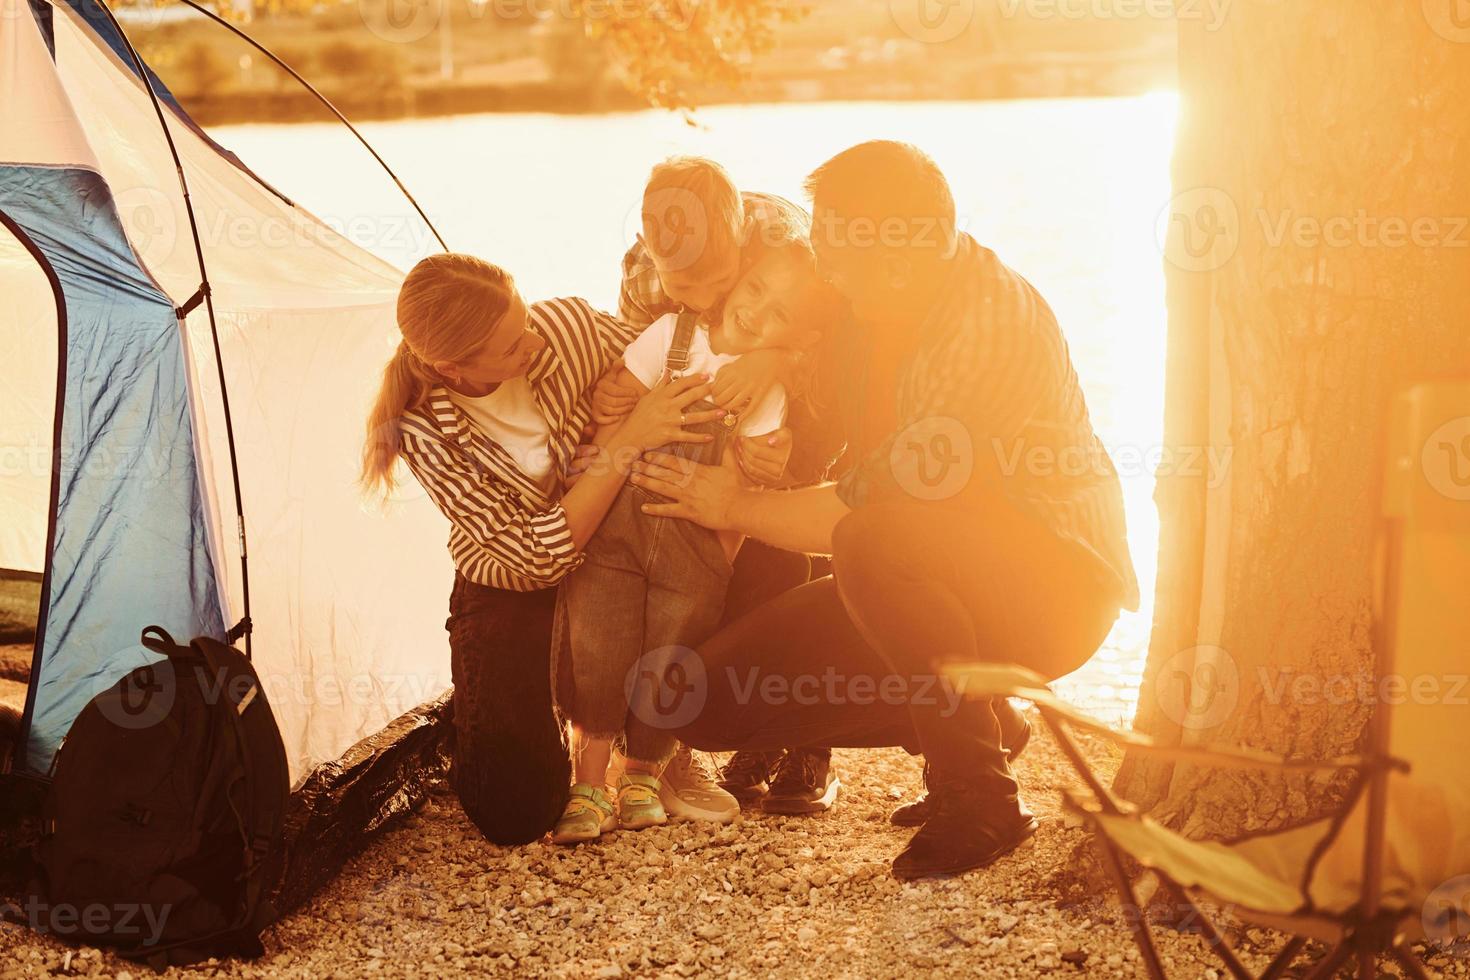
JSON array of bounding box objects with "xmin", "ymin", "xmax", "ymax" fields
[
  {"xmin": 834, "ymin": 235, "xmax": 1141, "ymax": 611},
  {"xmin": 618, "ymin": 191, "xmax": 812, "ymax": 329},
  {"xmin": 398, "ymin": 297, "xmax": 641, "ymax": 592}
]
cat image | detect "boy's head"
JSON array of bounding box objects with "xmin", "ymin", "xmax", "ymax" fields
[
  {"xmin": 718, "ymin": 237, "xmax": 838, "ymax": 356},
  {"xmin": 640, "ymin": 157, "xmax": 746, "ymax": 314}
]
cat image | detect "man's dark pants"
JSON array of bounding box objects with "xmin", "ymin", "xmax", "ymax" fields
[{"xmin": 670, "ymin": 497, "xmax": 1119, "ymax": 801}]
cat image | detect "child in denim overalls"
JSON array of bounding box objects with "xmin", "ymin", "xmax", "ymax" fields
[{"xmin": 551, "ymin": 240, "xmax": 835, "ymax": 843}]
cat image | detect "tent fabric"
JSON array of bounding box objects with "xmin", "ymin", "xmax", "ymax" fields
[
  {"xmin": 1, "ymin": 0, "xmax": 454, "ymax": 784},
  {"xmin": 0, "ymin": 165, "xmax": 227, "ymax": 772},
  {"xmin": 0, "ymin": 225, "xmax": 58, "ymax": 574}
]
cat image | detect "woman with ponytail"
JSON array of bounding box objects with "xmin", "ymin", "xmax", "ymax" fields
[{"xmin": 364, "ymin": 253, "xmax": 721, "ymax": 845}]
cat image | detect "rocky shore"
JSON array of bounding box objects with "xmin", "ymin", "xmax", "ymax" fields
[{"xmin": 3, "ymin": 713, "xmax": 1462, "ymax": 978}]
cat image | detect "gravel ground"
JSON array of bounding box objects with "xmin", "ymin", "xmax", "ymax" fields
[{"xmin": 3, "ymin": 711, "xmax": 1463, "ymax": 979}]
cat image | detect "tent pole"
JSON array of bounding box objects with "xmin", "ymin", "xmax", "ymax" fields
[
  {"xmin": 174, "ymin": 0, "xmax": 449, "ymax": 254},
  {"xmin": 90, "ymin": 0, "xmax": 253, "ymax": 657}
]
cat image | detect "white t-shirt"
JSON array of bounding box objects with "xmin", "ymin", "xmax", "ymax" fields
[
  {"xmin": 622, "ymin": 313, "xmax": 787, "ymax": 438},
  {"xmin": 448, "ymin": 376, "xmax": 555, "ymax": 491}
]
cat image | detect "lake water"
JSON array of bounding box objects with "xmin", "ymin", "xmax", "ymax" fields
[{"xmin": 216, "ymin": 95, "xmax": 1177, "ymax": 723}]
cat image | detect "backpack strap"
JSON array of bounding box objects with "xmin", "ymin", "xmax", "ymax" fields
[
  {"xmin": 663, "ymin": 309, "xmax": 699, "ymax": 377},
  {"xmin": 191, "ymin": 639, "xmax": 275, "ymax": 929}
]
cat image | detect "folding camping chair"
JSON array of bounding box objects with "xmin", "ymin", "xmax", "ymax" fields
[{"xmin": 947, "ymin": 381, "xmax": 1470, "ymax": 980}]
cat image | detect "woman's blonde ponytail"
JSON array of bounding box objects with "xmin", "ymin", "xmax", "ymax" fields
[{"xmin": 361, "ymin": 254, "xmax": 515, "ymax": 495}]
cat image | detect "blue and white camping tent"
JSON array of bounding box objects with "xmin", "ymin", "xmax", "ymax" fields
[{"xmin": 0, "ymin": 0, "xmax": 454, "ymax": 801}]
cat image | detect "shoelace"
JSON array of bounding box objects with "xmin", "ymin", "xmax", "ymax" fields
[
  {"xmin": 724, "ymin": 751, "xmax": 774, "ymax": 782},
  {"xmin": 672, "ymin": 748, "xmax": 717, "ymax": 785},
  {"xmin": 774, "ymin": 750, "xmax": 820, "ymax": 790}
]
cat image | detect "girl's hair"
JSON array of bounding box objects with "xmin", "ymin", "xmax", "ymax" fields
[{"xmin": 361, "ymin": 253, "xmax": 516, "ymax": 495}]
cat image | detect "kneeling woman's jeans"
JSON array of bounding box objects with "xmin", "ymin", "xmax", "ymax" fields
[
  {"xmin": 446, "ymin": 577, "xmax": 570, "ymax": 846},
  {"xmin": 553, "ymin": 477, "xmax": 734, "ymax": 767}
]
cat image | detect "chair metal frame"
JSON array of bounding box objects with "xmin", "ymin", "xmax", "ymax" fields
[{"xmin": 970, "ymin": 515, "xmax": 1428, "ymax": 979}]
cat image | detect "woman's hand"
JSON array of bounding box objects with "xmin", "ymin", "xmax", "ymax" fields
[
  {"xmin": 735, "ymin": 427, "xmax": 793, "ymax": 486},
  {"xmin": 564, "ymin": 444, "xmax": 601, "ymax": 488},
  {"xmin": 615, "ymin": 373, "xmax": 724, "ymax": 454},
  {"xmin": 711, "ymin": 348, "xmax": 789, "ymax": 413},
  {"xmin": 632, "ymin": 452, "xmax": 746, "ymax": 531},
  {"xmin": 592, "ymin": 361, "xmax": 642, "ymax": 425}
]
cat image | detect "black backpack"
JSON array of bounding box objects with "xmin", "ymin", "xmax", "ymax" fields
[{"xmin": 29, "ymin": 626, "xmax": 289, "ymax": 968}]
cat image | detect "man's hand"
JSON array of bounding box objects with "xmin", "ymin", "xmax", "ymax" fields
[
  {"xmin": 631, "ymin": 452, "xmax": 746, "ymax": 531},
  {"xmin": 735, "ymin": 427, "xmax": 793, "ymax": 486},
  {"xmin": 712, "ymin": 348, "xmax": 788, "ymax": 413},
  {"xmin": 592, "ymin": 361, "xmax": 642, "ymax": 425}
]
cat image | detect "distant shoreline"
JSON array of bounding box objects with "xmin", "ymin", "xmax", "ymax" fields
[{"xmin": 188, "ymin": 76, "xmax": 1173, "ymax": 128}]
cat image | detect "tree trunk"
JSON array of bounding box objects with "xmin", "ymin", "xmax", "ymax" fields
[{"xmin": 1115, "ymin": 3, "xmax": 1470, "ymax": 840}]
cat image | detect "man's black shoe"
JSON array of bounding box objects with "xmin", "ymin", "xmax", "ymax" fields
[
  {"xmin": 891, "ymin": 787, "xmax": 1038, "ymax": 881},
  {"xmin": 718, "ymin": 749, "xmax": 784, "ymax": 805},
  {"xmin": 761, "ymin": 747, "xmax": 840, "ymax": 814},
  {"xmin": 889, "ymin": 702, "xmax": 1032, "ymax": 827}
]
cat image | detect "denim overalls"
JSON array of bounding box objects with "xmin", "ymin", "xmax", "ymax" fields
[{"xmin": 552, "ymin": 311, "xmax": 740, "ymax": 764}]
